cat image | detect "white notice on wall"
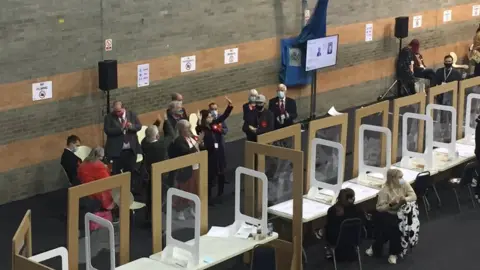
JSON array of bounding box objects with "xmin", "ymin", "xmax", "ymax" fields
[
  {"xmin": 137, "ymin": 63, "xmax": 150, "ymax": 87},
  {"xmin": 32, "ymin": 81, "xmax": 53, "ymax": 101},
  {"xmin": 224, "ymin": 48, "xmax": 239, "ymax": 64},
  {"xmin": 473, "ymin": 5, "xmax": 480, "ymax": 17},
  {"xmin": 413, "ymin": 15, "xmax": 422, "ymax": 28},
  {"xmin": 365, "ymin": 23, "xmax": 373, "ymax": 42},
  {"xmin": 181, "ymin": 56, "xmax": 196, "ymax": 73},
  {"xmin": 443, "ymin": 10, "xmax": 452, "ymax": 22},
  {"xmin": 105, "ymin": 39, "xmax": 112, "ymax": 51}
]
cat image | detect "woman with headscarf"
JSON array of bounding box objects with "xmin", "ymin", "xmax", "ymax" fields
[
  {"xmin": 365, "ymin": 169, "xmax": 417, "ymax": 265},
  {"xmin": 410, "ymin": 39, "xmax": 436, "ymax": 87},
  {"xmin": 196, "ymin": 97, "xmax": 233, "ymax": 204}
]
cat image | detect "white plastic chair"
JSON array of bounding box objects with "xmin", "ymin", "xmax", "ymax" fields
[
  {"xmin": 137, "ymin": 125, "xmax": 148, "ymax": 144},
  {"xmin": 111, "ymin": 189, "xmax": 146, "ymax": 225},
  {"xmin": 450, "ymin": 52, "xmax": 469, "ymax": 70},
  {"xmin": 75, "ymin": 145, "xmax": 92, "ymax": 161}
]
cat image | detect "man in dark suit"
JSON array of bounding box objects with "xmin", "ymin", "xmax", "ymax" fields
[
  {"xmin": 242, "ymin": 94, "xmax": 274, "ymax": 142},
  {"xmin": 104, "ymin": 101, "xmax": 142, "ymax": 175},
  {"xmin": 60, "ymin": 135, "xmax": 82, "ymax": 186},
  {"xmin": 435, "ymin": 55, "xmax": 463, "ymax": 104},
  {"xmin": 268, "ymin": 84, "xmax": 297, "ymax": 130}
]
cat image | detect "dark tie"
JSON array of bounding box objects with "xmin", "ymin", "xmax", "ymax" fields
[
  {"xmin": 280, "ymin": 101, "xmax": 285, "ymax": 114},
  {"xmin": 121, "ymin": 118, "xmax": 129, "ymax": 142}
]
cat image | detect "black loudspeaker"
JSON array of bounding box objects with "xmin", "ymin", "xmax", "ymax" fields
[
  {"xmin": 395, "ymin": 17, "xmax": 409, "ymax": 39},
  {"xmin": 98, "ymin": 60, "xmax": 118, "ymax": 91}
]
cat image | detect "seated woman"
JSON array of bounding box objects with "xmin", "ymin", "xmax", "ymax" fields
[
  {"xmin": 366, "ymin": 168, "xmax": 417, "ymax": 265},
  {"xmin": 77, "ymin": 147, "xmax": 115, "ymax": 211},
  {"xmin": 410, "ymin": 39, "xmax": 436, "ymax": 87},
  {"xmin": 322, "ymin": 188, "xmax": 364, "ymax": 261}
]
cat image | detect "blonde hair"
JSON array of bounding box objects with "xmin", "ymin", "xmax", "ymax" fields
[
  {"xmin": 249, "ymin": 89, "xmax": 258, "ymax": 96},
  {"xmin": 386, "ymin": 168, "xmax": 403, "ymax": 189},
  {"xmin": 84, "ymin": 147, "xmax": 105, "ymax": 163},
  {"xmin": 278, "ymin": 84, "xmax": 287, "ymax": 91},
  {"xmin": 145, "ymin": 125, "xmax": 159, "ymax": 142}
]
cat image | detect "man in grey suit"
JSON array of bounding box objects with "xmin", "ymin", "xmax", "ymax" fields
[{"xmin": 104, "ymin": 101, "xmax": 142, "ymax": 175}]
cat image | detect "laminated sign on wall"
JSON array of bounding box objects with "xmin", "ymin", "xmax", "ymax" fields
[
  {"xmin": 137, "ymin": 63, "xmax": 150, "ymax": 87},
  {"xmin": 365, "ymin": 23, "xmax": 373, "ymax": 42},
  {"xmin": 473, "ymin": 5, "xmax": 480, "ymax": 17},
  {"xmin": 32, "ymin": 81, "xmax": 53, "ymax": 101},
  {"xmin": 443, "ymin": 10, "xmax": 452, "ymax": 22},
  {"xmin": 105, "ymin": 39, "xmax": 112, "ymax": 51},
  {"xmin": 413, "ymin": 15, "xmax": 422, "ymax": 28},
  {"xmin": 224, "ymin": 48, "xmax": 239, "ymax": 64},
  {"xmin": 181, "ymin": 56, "xmax": 196, "ymax": 73}
]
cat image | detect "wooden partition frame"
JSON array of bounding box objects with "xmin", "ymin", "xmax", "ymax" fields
[
  {"xmin": 427, "ymin": 81, "xmax": 458, "ymax": 107},
  {"xmin": 245, "ymin": 141, "xmax": 304, "ymax": 270},
  {"xmin": 353, "ymin": 101, "xmax": 389, "ymax": 177},
  {"xmin": 151, "ymin": 150, "xmax": 208, "ymax": 254},
  {"xmin": 306, "ymin": 114, "xmax": 348, "ymax": 191},
  {"xmin": 67, "ymin": 173, "xmax": 131, "ymax": 270},
  {"xmin": 457, "ymin": 77, "xmax": 480, "ymax": 138},
  {"xmin": 391, "ymin": 93, "xmax": 426, "ymax": 163},
  {"xmin": 244, "ymin": 124, "xmax": 302, "ymax": 216}
]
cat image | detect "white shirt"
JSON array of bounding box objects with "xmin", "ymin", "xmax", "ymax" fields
[{"xmin": 119, "ymin": 111, "xmax": 131, "ymax": 149}]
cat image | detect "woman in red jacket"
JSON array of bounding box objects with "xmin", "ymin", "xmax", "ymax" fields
[{"xmin": 77, "ymin": 147, "xmax": 115, "ymax": 210}]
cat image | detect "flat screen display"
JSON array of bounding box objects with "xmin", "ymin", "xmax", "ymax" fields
[{"xmin": 305, "ymin": 35, "xmax": 339, "ymax": 71}]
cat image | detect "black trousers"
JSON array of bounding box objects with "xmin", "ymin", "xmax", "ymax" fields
[
  {"xmin": 112, "ymin": 149, "xmax": 136, "ymax": 175},
  {"xmin": 414, "ymin": 68, "xmax": 436, "ymax": 87},
  {"xmin": 372, "ymin": 212, "xmax": 402, "ymax": 256}
]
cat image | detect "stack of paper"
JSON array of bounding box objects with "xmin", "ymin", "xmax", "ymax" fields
[
  {"xmin": 206, "ymin": 226, "xmax": 230, "ymax": 238},
  {"xmin": 456, "ymin": 143, "xmax": 475, "ymax": 157},
  {"xmin": 343, "ymin": 182, "xmax": 379, "ymax": 202}
]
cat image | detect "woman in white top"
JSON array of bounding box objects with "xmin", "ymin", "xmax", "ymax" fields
[{"xmin": 366, "ymin": 168, "xmax": 417, "ymax": 264}]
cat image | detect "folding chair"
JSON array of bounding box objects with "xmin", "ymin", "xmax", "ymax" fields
[
  {"xmin": 250, "ymin": 244, "xmax": 276, "ymax": 270},
  {"xmin": 329, "ymin": 218, "xmax": 363, "ymax": 270},
  {"xmin": 448, "ymin": 161, "xmax": 478, "ymax": 212},
  {"xmin": 412, "ymin": 171, "xmax": 434, "ymax": 220}
]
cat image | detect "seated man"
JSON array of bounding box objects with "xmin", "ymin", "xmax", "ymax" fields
[
  {"xmin": 435, "ymin": 55, "xmax": 462, "ymax": 104},
  {"xmin": 60, "ymin": 135, "xmax": 82, "ymax": 186}
]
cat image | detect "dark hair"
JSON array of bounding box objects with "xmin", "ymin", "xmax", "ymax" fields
[
  {"xmin": 444, "ymin": 55, "xmax": 453, "ymax": 61},
  {"xmin": 476, "ymin": 24, "xmax": 480, "ymax": 33},
  {"xmin": 66, "ymin": 135, "xmax": 80, "ymax": 145},
  {"xmin": 199, "ymin": 109, "xmax": 211, "ymax": 127},
  {"xmin": 208, "ymin": 102, "xmax": 216, "ymax": 109},
  {"xmin": 334, "ymin": 188, "xmax": 355, "ymax": 216}
]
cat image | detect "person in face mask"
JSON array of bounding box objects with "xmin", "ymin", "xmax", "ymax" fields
[
  {"xmin": 268, "ymin": 84, "xmax": 297, "ymax": 130},
  {"xmin": 196, "ymin": 97, "xmax": 233, "ymax": 204},
  {"xmin": 243, "ymin": 89, "xmax": 258, "ymax": 121},
  {"xmin": 163, "ymin": 100, "xmax": 188, "ymax": 149},
  {"xmin": 60, "ymin": 135, "xmax": 82, "ymax": 186},
  {"xmin": 242, "ymin": 94, "xmax": 274, "ymax": 141},
  {"xmin": 104, "ymin": 100, "xmax": 142, "ymax": 175},
  {"xmin": 366, "ymin": 169, "xmax": 417, "ymax": 265},
  {"xmin": 434, "ymin": 55, "xmax": 462, "ymax": 104}
]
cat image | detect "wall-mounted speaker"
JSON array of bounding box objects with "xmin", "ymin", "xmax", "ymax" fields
[
  {"xmin": 98, "ymin": 60, "xmax": 118, "ymax": 91},
  {"xmin": 395, "ymin": 16, "xmax": 409, "ymax": 39}
]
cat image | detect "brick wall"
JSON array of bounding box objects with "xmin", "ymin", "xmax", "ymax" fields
[{"xmin": 0, "ymin": 0, "xmax": 479, "ymax": 204}]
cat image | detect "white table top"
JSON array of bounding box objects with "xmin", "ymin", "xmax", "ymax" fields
[
  {"xmin": 116, "ymin": 258, "xmax": 166, "ymax": 269},
  {"xmin": 268, "ymin": 182, "xmax": 379, "ymax": 223},
  {"xmin": 148, "ymin": 233, "xmax": 278, "ymax": 269}
]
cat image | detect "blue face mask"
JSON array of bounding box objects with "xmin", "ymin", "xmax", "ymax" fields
[
  {"xmin": 399, "ymin": 178, "xmax": 406, "ymax": 185},
  {"xmin": 248, "ymin": 96, "xmax": 256, "ymax": 103},
  {"xmin": 210, "ymin": 110, "xmax": 218, "ymax": 118},
  {"xmin": 277, "ymin": 91, "xmax": 285, "ymax": 99}
]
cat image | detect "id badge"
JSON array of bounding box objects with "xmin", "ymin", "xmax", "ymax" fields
[
  {"xmin": 441, "ymin": 82, "xmax": 446, "ymax": 85},
  {"xmin": 214, "ymin": 143, "xmax": 219, "ymax": 149}
]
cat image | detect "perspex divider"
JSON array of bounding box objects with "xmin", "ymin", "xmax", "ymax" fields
[
  {"xmin": 426, "ymin": 104, "xmax": 457, "ymax": 159},
  {"xmin": 84, "ymin": 213, "xmax": 115, "ymax": 270},
  {"xmin": 162, "ymin": 188, "xmax": 201, "ymax": 268},
  {"xmin": 233, "ymin": 166, "xmax": 268, "ymax": 235},
  {"xmin": 307, "ymin": 138, "xmax": 344, "ymax": 204},
  {"xmin": 464, "ymin": 93, "xmax": 480, "ymax": 142},
  {"xmin": 358, "ymin": 124, "xmax": 392, "ymax": 186},
  {"xmin": 401, "ymin": 113, "xmax": 434, "ymax": 170},
  {"xmin": 29, "ymin": 247, "xmax": 69, "ymax": 270}
]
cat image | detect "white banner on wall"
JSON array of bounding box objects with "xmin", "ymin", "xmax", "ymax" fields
[
  {"xmin": 181, "ymin": 56, "xmax": 196, "ymax": 73},
  {"xmin": 413, "ymin": 15, "xmax": 422, "ymax": 28},
  {"xmin": 137, "ymin": 63, "xmax": 150, "ymax": 87},
  {"xmin": 365, "ymin": 23, "xmax": 373, "ymax": 42},
  {"xmin": 32, "ymin": 81, "xmax": 53, "ymax": 101},
  {"xmin": 224, "ymin": 48, "xmax": 239, "ymax": 64}
]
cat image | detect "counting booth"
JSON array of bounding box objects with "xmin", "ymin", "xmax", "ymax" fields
[{"xmin": 11, "ymin": 76, "xmax": 480, "ymax": 269}]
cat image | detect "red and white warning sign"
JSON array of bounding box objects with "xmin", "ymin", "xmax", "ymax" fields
[{"xmin": 105, "ymin": 39, "xmax": 112, "ymax": 51}]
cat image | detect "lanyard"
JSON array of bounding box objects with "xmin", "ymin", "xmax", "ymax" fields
[{"xmin": 444, "ymin": 68, "xmax": 452, "ymax": 82}]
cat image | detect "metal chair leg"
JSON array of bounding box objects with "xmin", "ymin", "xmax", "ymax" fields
[
  {"xmin": 468, "ymin": 186, "xmax": 477, "ymax": 208},
  {"xmin": 422, "ymin": 196, "xmax": 430, "ymax": 220},
  {"xmin": 452, "ymin": 188, "xmax": 462, "ymax": 212},
  {"xmin": 332, "ymin": 249, "xmax": 337, "ymax": 270},
  {"xmin": 433, "ymin": 184, "xmax": 442, "ymax": 207},
  {"xmin": 356, "ymin": 246, "xmax": 363, "ymax": 270},
  {"xmin": 302, "ymin": 247, "xmax": 308, "ymax": 265}
]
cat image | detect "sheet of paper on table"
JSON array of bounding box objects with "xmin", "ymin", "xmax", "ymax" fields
[
  {"xmin": 456, "ymin": 143, "xmax": 475, "ymax": 157},
  {"xmin": 206, "ymin": 226, "xmax": 230, "ymax": 238},
  {"xmin": 234, "ymin": 222, "xmax": 255, "ymax": 239},
  {"xmin": 269, "ymin": 198, "xmax": 330, "ymax": 220},
  {"xmin": 342, "ymin": 182, "xmax": 379, "ymax": 202}
]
